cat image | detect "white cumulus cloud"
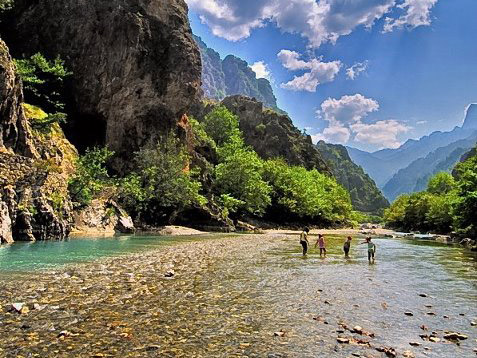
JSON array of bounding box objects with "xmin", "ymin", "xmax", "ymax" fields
[
  {"xmin": 346, "ymin": 61, "xmax": 369, "ymax": 80},
  {"xmin": 250, "ymin": 61, "xmax": 272, "ymax": 80},
  {"xmin": 320, "ymin": 94, "xmax": 379, "ymax": 124},
  {"xmin": 383, "ymin": 0, "xmax": 438, "ymax": 32},
  {"xmin": 314, "ymin": 94, "xmax": 410, "ymax": 149},
  {"xmin": 277, "ymin": 50, "xmax": 341, "ymax": 92},
  {"xmin": 351, "ymin": 119, "xmax": 410, "ymax": 149},
  {"xmin": 187, "ymin": 0, "xmax": 440, "ymax": 48}
]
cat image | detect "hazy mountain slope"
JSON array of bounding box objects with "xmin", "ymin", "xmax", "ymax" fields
[
  {"xmin": 194, "ymin": 35, "xmax": 282, "ymax": 112},
  {"xmin": 348, "ymin": 103, "xmax": 477, "ymax": 191},
  {"xmin": 382, "ymin": 133, "xmax": 477, "ymax": 201},
  {"xmin": 346, "ymin": 147, "xmax": 397, "ymax": 187},
  {"xmin": 316, "ymin": 141, "xmax": 389, "ymax": 213}
]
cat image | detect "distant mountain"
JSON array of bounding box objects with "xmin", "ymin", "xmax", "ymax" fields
[
  {"xmin": 382, "ymin": 134, "xmax": 477, "ymax": 201},
  {"xmin": 347, "ymin": 103, "xmax": 477, "ymax": 194},
  {"xmin": 316, "ymin": 141, "xmax": 389, "ymax": 213},
  {"xmin": 194, "ymin": 35, "xmax": 282, "ymax": 113}
]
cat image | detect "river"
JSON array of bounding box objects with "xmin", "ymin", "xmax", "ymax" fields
[{"xmin": 0, "ymin": 233, "xmax": 476, "ymax": 357}]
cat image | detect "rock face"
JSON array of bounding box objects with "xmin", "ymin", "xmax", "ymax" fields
[
  {"xmin": 220, "ymin": 96, "xmax": 331, "ymax": 174},
  {"xmin": 6, "ymin": 0, "xmax": 202, "ymax": 171},
  {"xmin": 72, "ymin": 199, "xmax": 135, "ymax": 236},
  {"xmin": 0, "ymin": 40, "xmax": 36, "ymax": 157},
  {"xmin": 0, "ymin": 39, "xmax": 77, "ymax": 244},
  {"xmin": 194, "ymin": 36, "xmax": 282, "ymax": 112},
  {"xmin": 316, "ymin": 141, "xmax": 389, "ymax": 213}
]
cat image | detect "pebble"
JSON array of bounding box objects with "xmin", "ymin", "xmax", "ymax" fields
[
  {"xmin": 419, "ymin": 293, "xmax": 428, "ymax": 297},
  {"xmin": 164, "ymin": 270, "xmax": 175, "ymax": 278},
  {"xmin": 402, "ymin": 350, "xmax": 415, "ymax": 358},
  {"xmin": 471, "ymin": 321, "xmax": 477, "ymax": 326},
  {"xmin": 443, "ymin": 332, "xmax": 468, "ymax": 341},
  {"xmin": 404, "ymin": 312, "xmax": 414, "ymax": 316},
  {"xmin": 409, "ymin": 342, "xmax": 421, "ymax": 346},
  {"xmin": 337, "ymin": 337, "xmax": 350, "ymax": 344}
]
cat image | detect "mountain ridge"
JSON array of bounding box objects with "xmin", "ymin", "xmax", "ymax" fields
[
  {"xmin": 194, "ymin": 35, "xmax": 283, "ymax": 113},
  {"xmin": 347, "ymin": 104, "xmax": 477, "ymax": 200}
]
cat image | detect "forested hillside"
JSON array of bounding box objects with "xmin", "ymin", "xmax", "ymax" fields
[{"xmin": 316, "ymin": 141, "xmax": 389, "ymax": 213}]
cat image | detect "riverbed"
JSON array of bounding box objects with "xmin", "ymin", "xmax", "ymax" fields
[{"xmin": 0, "ymin": 234, "xmax": 476, "ymax": 357}]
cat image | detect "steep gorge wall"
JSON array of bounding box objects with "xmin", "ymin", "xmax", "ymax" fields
[
  {"xmin": 0, "ymin": 39, "xmax": 77, "ymax": 243},
  {"xmin": 4, "ymin": 0, "xmax": 202, "ymax": 171}
]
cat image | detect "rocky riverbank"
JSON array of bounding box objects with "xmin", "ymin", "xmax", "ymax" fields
[{"xmin": 1, "ymin": 233, "xmax": 476, "ymax": 358}]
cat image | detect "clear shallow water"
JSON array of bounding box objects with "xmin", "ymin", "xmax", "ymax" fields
[
  {"xmin": 0, "ymin": 234, "xmax": 218, "ymax": 272},
  {"xmin": 0, "ymin": 234, "xmax": 476, "ymax": 357}
]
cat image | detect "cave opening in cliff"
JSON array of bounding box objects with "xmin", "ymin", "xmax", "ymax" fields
[{"xmin": 62, "ymin": 113, "xmax": 107, "ymax": 154}]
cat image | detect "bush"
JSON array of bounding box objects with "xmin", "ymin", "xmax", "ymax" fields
[
  {"xmin": 214, "ymin": 148, "xmax": 271, "ymax": 216},
  {"xmin": 119, "ymin": 135, "xmax": 207, "ymax": 224},
  {"xmin": 202, "ymin": 106, "xmax": 241, "ymax": 146},
  {"xmin": 263, "ymin": 159, "xmax": 352, "ymax": 224},
  {"xmin": 68, "ymin": 147, "xmax": 115, "ymax": 205}
]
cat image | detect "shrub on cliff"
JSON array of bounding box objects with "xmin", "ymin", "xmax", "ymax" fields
[{"xmin": 14, "ymin": 53, "xmax": 71, "ymax": 130}]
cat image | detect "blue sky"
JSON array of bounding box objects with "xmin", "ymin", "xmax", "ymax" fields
[{"xmin": 187, "ymin": 0, "xmax": 477, "ymax": 152}]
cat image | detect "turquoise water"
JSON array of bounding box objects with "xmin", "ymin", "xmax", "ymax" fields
[{"xmin": 0, "ymin": 234, "xmax": 213, "ymax": 272}]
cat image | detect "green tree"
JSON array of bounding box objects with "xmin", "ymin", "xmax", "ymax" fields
[
  {"xmin": 14, "ymin": 53, "xmax": 72, "ymax": 125},
  {"xmin": 263, "ymin": 159, "xmax": 352, "ymax": 224},
  {"xmin": 452, "ymin": 153, "xmax": 477, "ymax": 236},
  {"xmin": 68, "ymin": 147, "xmax": 115, "ymax": 205},
  {"xmin": 119, "ymin": 135, "xmax": 207, "ymax": 224},
  {"xmin": 427, "ymin": 172, "xmax": 455, "ymax": 195},
  {"xmin": 426, "ymin": 194, "xmax": 454, "ymax": 234},
  {"xmin": 202, "ymin": 106, "xmax": 241, "ymax": 146},
  {"xmin": 214, "ymin": 148, "xmax": 271, "ymax": 215},
  {"xmin": 383, "ymin": 194, "xmax": 410, "ymax": 230}
]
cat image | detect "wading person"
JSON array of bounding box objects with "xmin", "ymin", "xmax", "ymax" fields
[
  {"xmin": 300, "ymin": 227, "xmax": 310, "ymax": 256},
  {"xmin": 361, "ymin": 237, "xmax": 376, "ymax": 263},
  {"xmin": 343, "ymin": 236, "xmax": 352, "ymax": 257},
  {"xmin": 315, "ymin": 234, "xmax": 327, "ymax": 257}
]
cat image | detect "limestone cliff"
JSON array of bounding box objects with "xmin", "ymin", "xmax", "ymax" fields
[
  {"xmin": 194, "ymin": 36, "xmax": 282, "ymax": 113},
  {"xmin": 4, "ymin": 0, "xmax": 202, "ymax": 171},
  {"xmin": 0, "ymin": 39, "xmax": 76, "ymax": 243}
]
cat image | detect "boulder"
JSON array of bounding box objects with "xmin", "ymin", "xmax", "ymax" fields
[
  {"xmin": 6, "ymin": 0, "xmax": 202, "ymax": 172},
  {"xmin": 73, "ymin": 199, "xmax": 135, "ymax": 236}
]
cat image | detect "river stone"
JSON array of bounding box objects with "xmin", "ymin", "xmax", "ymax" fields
[{"xmin": 444, "ymin": 332, "xmax": 468, "ymax": 341}]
